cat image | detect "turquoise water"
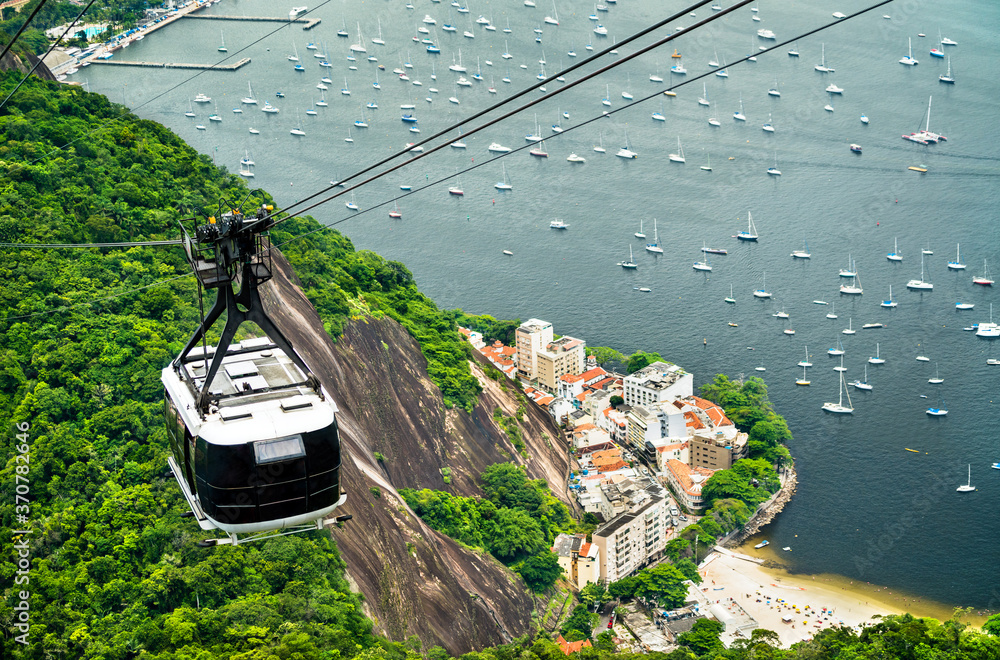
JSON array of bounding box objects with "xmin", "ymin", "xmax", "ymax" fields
[{"xmin": 80, "ymin": 0, "xmax": 1000, "ymax": 609}]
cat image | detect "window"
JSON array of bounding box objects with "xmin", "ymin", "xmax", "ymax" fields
[{"xmin": 254, "ymin": 435, "xmax": 306, "ymax": 464}]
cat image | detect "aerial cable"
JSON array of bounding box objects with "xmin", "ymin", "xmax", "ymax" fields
[
  {"xmin": 24, "ymin": 1, "xmax": 336, "ymax": 163},
  {"xmin": 0, "ymin": 0, "xmax": 100, "ymax": 113},
  {"xmin": 0, "ymin": 239, "xmax": 182, "ymax": 249},
  {"xmin": 0, "ymin": 0, "xmax": 50, "ymax": 65},
  {"xmin": 1, "ymin": 273, "xmax": 192, "ymax": 321},
  {"xmin": 273, "ymin": 0, "xmax": 896, "ymax": 250},
  {"xmin": 257, "ymin": 0, "xmax": 718, "ymax": 227},
  {"xmin": 265, "ymin": 0, "xmax": 760, "ymax": 227}
]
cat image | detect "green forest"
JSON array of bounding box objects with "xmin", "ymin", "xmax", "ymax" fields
[{"xmin": 2, "ymin": 74, "xmax": 1000, "ymax": 659}]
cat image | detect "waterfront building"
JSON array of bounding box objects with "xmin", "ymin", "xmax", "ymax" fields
[
  {"xmin": 623, "ymin": 361, "xmax": 693, "ymax": 407},
  {"xmin": 663, "ymin": 459, "xmax": 715, "ymax": 511}
]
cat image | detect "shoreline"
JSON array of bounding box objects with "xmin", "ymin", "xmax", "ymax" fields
[{"xmin": 701, "ymin": 552, "xmax": 989, "ymax": 649}]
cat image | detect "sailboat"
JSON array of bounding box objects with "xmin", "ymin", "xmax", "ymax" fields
[
  {"xmin": 345, "ymin": 192, "xmax": 359, "ymax": 211},
  {"xmin": 218, "ymin": 31, "xmax": 227, "ymax": 53},
  {"xmin": 634, "ymin": 219, "xmax": 646, "ymax": 239},
  {"xmin": 899, "ymin": 37, "xmax": 918, "ymax": 65},
  {"xmin": 796, "ymin": 365, "xmax": 811, "ymax": 386},
  {"xmin": 767, "ymin": 153, "xmax": 781, "ymax": 176},
  {"xmin": 826, "ymin": 302, "xmax": 837, "ymax": 319},
  {"xmin": 708, "ymin": 103, "xmax": 721, "ymax": 127},
  {"xmin": 762, "ymin": 113, "xmax": 775, "ymax": 132},
  {"xmin": 725, "ymin": 284, "xmax": 736, "ymax": 304},
  {"xmin": 887, "ymin": 237, "xmax": 902, "ymax": 261},
  {"xmin": 350, "ymin": 22, "xmax": 367, "ymax": 53},
  {"xmin": 843, "ymin": 319, "xmax": 856, "ymax": 335},
  {"xmin": 645, "ymin": 220, "xmax": 663, "ymax": 254},
  {"xmin": 616, "ymin": 128, "xmax": 637, "ymax": 159},
  {"xmin": 939, "ymin": 56, "xmax": 955, "ymax": 84},
  {"xmin": 976, "ymin": 304, "xmax": 1000, "ymax": 338},
  {"xmin": 618, "ymin": 245, "xmax": 638, "ymax": 269},
  {"xmin": 594, "ymin": 132, "xmax": 606, "ymax": 153},
  {"xmin": 956, "ymin": 465, "xmax": 975, "ymax": 492},
  {"xmin": 907, "ymin": 253, "xmax": 933, "ymax": 290},
  {"xmin": 668, "ymin": 136, "xmax": 685, "ymax": 163},
  {"xmin": 752, "ymin": 271, "xmax": 771, "ymax": 298},
  {"xmin": 828, "ymin": 339, "xmax": 845, "ymax": 356},
  {"xmin": 798, "ymin": 347, "xmax": 812, "ymax": 368},
  {"xmin": 791, "ymin": 238, "xmax": 810, "ymax": 259},
  {"xmin": 822, "ymin": 370, "xmax": 854, "ymax": 413},
  {"xmin": 840, "ymin": 264, "xmax": 863, "ymax": 294},
  {"xmin": 852, "ymin": 364, "xmax": 873, "ymax": 390},
  {"xmin": 698, "ymin": 82, "xmax": 710, "ymax": 106},
  {"xmin": 736, "ymin": 212, "xmax": 758, "ymax": 241},
  {"xmin": 733, "ymin": 94, "xmax": 747, "ymax": 121},
  {"xmin": 602, "ymin": 84, "xmax": 612, "ymax": 107},
  {"xmin": 868, "ymin": 343, "xmax": 885, "ymax": 365},
  {"xmin": 926, "ymin": 398, "xmax": 948, "ymax": 415},
  {"xmin": 241, "ymin": 82, "xmax": 258, "ymax": 105},
  {"xmin": 815, "ymin": 43, "xmax": 833, "ymax": 72},
  {"xmin": 973, "ymin": 260, "xmax": 994, "ymax": 286},
  {"xmin": 928, "ymin": 364, "xmax": 943, "ymax": 384},
  {"xmin": 288, "ymin": 44, "xmax": 300, "ymax": 62},
  {"xmin": 494, "ymin": 163, "xmax": 513, "ymax": 190},
  {"xmin": 693, "ymin": 244, "xmax": 712, "ymax": 271},
  {"xmin": 372, "ymin": 18, "xmax": 385, "ymax": 45},
  {"xmin": 881, "ymin": 285, "xmax": 898, "ymax": 308},
  {"xmin": 768, "ymin": 77, "xmax": 781, "ymax": 97},
  {"xmin": 701, "ymin": 153, "xmax": 712, "ymax": 171},
  {"xmin": 947, "ymin": 243, "xmax": 966, "ymax": 270},
  {"xmin": 185, "ymin": 101, "xmax": 195, "ymax": 118},
  {"xmin": 290, "ymin": 111, "xmax": 305, "ymax": 136},
  {"xmin": 903, "ymin": 96, "xmax": 947, "ymax": 144},
  {"xmin": 389, "ymin": 201, "xmax": 401, "ymax": 219}
]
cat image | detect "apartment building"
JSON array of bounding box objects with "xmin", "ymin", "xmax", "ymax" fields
[
  {"xmin": 515, "ymin": 318, "xmax": 553, "ymax": 381},
  {"xmin": 591, "ymin": 480, "xmax": 672, "ymax": 583},
  {"xmin": 623, "ymin": 362, "xmax": 693, "ymax": 408}
]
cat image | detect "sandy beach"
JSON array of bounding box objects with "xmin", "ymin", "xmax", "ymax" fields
[{"xmin": 700, "ymin": 551, "xmax": 905, "ymax": 648}]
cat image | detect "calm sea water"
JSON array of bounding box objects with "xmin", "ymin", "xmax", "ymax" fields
[{"xmin": 82, "ymin": 0, "xmax": 1000, "ymax": 608}]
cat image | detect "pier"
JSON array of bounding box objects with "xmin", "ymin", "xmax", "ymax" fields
[
  {"xmin": 90, "ymin": 58, "xmax": 251, "ymax": 71},
  {"xmin": 182, "ymin": 15, "xmax": 322, "ymax": 29}
]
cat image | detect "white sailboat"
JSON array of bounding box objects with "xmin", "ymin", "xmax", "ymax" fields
[
  {"xmin": 826, "ymin": 302, "xmax": 837, "ymax": 319},
  {"xmin": 594, "ymin": 132, "xmax": 606, "ymax": 153},
  {"xmin": 791, "ymin": 238, "xmax": 810, "ymax": 259},
  {"xmin": 852, "ymin": 364, "xmax": 873, "ymax": 391},
  {"xmin": 822, "ymin": 370, "xmax": 853, "ymax": 413},
  {"xmin": 698, "ymin": 82, "xmax": 710, "ymax": 106},
  {"xmin": 767, "ymin": 152, "xmax": 781, "ymax": 176},
  {"xmin": 725, "ymin": 284, "xmax": 736, "ymax": 304},
  {"xmin": 907, "ymin": 253, "xmax": 934, "ymax": 290},
  {"xmin": 701, "ymin": 153, "xmax": 712, "ymax": 171},
  {"xmin": 798, "ymin": 347, "xmax": 812, "ymax": 368},
  {"xmin": 494, "ymin": 163, "xmax": 512, "ymax": 190},
  {"xmin": 887, "ymin": 237, "xmax": 902, "ymax": 261},
  {"xmin": 693, "ymin": 244, "xmax": 712, "ymax": 271},
  {"xmin": 815, "ymin": 43, "xmax": 833, "ymax": 72},
  {"xmin": 634, "ymin": 219, "xmax": 646, "ymax": 239},
  {"xmin": 843, "ymin": 319, "xmax": 856, "ymax": 335},
  {"xmin": 881, "ymin": 285, "xmax": 898, "ymax": 308},
  {"xmin": 752, "ymin": 271, "xmax": 771, "ymax": 298},
  {"xmin": 899, "ymin": 37, "xmax": 918, "ymax": 65},
  {"xmin": 372, "ymin": 18, "xmax": 385, "ymax": 45},
  {"xmin": 736, "ymin": 212, "xmax": 758, "ymax": 241},
  {"xmin": 241, "ymin": 82, "xmax": 258, "ymax": 105},
  {"xmin": 616, "ymin": 127, "xmax": 637, "ymax": 159},
  {"xmin": 868, "ymin": 343, "xmax": 885, "ymax": 365},
  {"xmin": 947, "ymin": 243, "xmax": 966, "ymax": 270},
  {"xmin": 218, "ymin": 31, "xmax": 227, "ymax": 53},
  {"xmin": 618, "ymin": 245, "xmax": 638, "ymax": 269},
  {"xmin": 668, "ymin": 136, "xmax": 685, "ymax": 163},
  {"xmin": 840, "ymin": 265, "xmax": 863, "ymax": 295},
  {"xmin": 928, "ymin": 364, "xmax": 944, "ymax": 384},
  {"xmin": 733, "ymin": 93, "xmax": 747, "ymax": 121},
  {"xmin": 645, "ymin": 219, "xmax": 662, "ymax": 254},
  {"xmin": 956, "ymin": 465, "xmax": 975, "ymax": 492}
]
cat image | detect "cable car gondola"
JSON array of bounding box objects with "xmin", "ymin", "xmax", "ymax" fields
[{"xmin": 163, "ymin": 200, "xmax": 347, "ymax": 546}]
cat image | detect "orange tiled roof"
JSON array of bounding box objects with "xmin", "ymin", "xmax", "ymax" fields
[
  {"xmin": 576, "ymin": 392, "xmax": 587, "ymax": 402},
  {"xmin": 556, "ymin": 635, "xmax": 593, "ymax": 655},
  {"xmin": 537, "ymin": 396, "xmax": 555, "ymax": 406},
  {"xmin": 580, "ymin": 366, "xmax": 607, "ymax": 381},
  {"xmin": 684, "ymin": 411, "xmax": 706, "ymax": 430},
  {"xmin": 666, "ymin": 459, "xmax": 714, "ymax": 496},
  {"xmin": 561, "ymin": 373, "xmax": 585, "ymax": 383},
  {"xmin": 657, "ymin": 441, "xmax": 689, "ymax": 453}
]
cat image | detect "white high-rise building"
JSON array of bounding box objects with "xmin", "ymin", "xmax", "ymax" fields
[
  {"xmin": 623, "ymin": 361, "xmax": 693, "ymax": 407},
  {"xmin": 515, "ymin": 318, "xmax": 553, "ymax": 381}
]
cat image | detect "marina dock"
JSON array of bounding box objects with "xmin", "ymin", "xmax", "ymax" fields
[
  {"xmin": 90, "ymin": 58, "xmax": 251, "ymax": 71},
  {"xmin": 182, "ymin": 15, "xmax": 322, "ymax": 29}
]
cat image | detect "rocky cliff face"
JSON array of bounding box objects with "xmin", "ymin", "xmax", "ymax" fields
[{"xmin": 262, "ymin": 252, "xmax": 571, "ymax": 653}]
